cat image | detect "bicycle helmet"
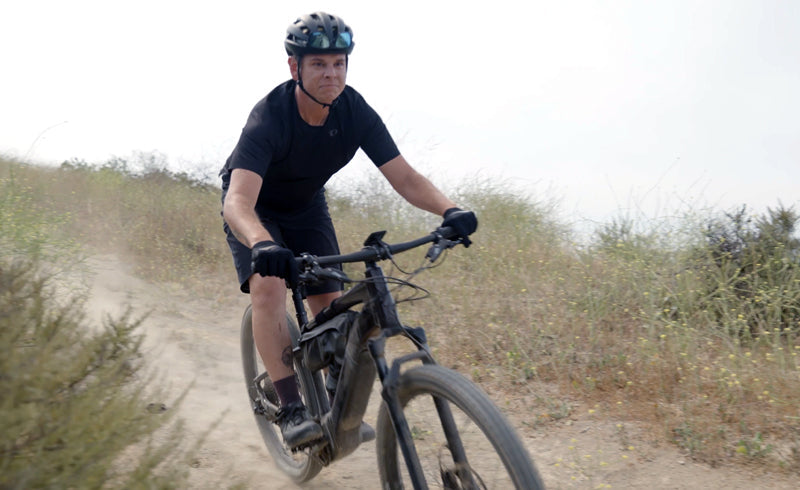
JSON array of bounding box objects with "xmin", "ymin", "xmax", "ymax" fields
[{"xmin": 285, "ymin": 12, "xmax": 354, "ymax": 57}]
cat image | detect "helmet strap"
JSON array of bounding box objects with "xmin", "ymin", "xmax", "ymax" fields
[{"xmin": 297, "ymin": 77, "xmax": 337, "ymax": 109}]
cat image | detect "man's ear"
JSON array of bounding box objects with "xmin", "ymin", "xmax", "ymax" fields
[{"xmin": 288, "ymin": 56, "xmax": 300, "ymax": 81}]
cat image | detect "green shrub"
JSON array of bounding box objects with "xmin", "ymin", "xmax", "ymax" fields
[
  {"xmin": 695, "ymin": 205, "xmax": 800, "ymax": 338},
  {"xmin": 0, "ymin": 258, "xmax": 188, "ymax": 488}
]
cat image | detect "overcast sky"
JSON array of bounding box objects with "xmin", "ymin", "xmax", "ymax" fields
[{"xmin": 2, "ymin": 0, "xmax": 798, "ymax": 229}]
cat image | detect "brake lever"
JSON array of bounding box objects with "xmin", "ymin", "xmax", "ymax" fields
[
  {"xmin": 425, "ymin": 235, "xmax": 460, "ymax": 262},
  {"xmin": 425, "ymin": 241, "xmax": 446, "ymax": 262}
]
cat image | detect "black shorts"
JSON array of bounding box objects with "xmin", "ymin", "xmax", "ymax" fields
[{"xmin": 222, "ymin": 191, "xmax": 343, "ymax": 296}]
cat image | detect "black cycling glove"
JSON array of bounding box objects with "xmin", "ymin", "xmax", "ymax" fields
[
  {"xmin": 441, "ymin": 208, "xmax": 478, "ymax": 247},
  {"xmin": 251, "ymin": 240, "xmax": 299, "ymax": 286}
]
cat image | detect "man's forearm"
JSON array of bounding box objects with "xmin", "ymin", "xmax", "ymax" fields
[
  {"xmin": 223, "ymin": 198, "xmax": 272, "ymax": 248},
  {"xmin": 396, "ymin": 171, "xmax": 456, "ymax": 216}
]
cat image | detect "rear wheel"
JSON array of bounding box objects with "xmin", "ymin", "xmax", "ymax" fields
[
  {"xmin": 376, "ymin": 364, "xmax": 544, "ymax": 489},
  {"xmin": 240, "ymin": 305, "xmax": 324, "ymax": 483}
]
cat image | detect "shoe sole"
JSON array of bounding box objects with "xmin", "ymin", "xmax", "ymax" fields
[{"xmin": 284, "ymin": 425, "xmax": 324, "ymax": 450}]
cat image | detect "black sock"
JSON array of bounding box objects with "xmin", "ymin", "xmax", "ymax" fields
[{"xmin": 273, "ymin": 376, "xmax": 301, "ymax": 407}]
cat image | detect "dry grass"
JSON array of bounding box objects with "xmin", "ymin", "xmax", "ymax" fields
[{"xmin": 3, "ymin": 155, "xmax": 799, "ymax": 474}]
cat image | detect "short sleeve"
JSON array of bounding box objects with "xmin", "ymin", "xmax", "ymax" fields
[
  {"xmin": 347, "ymin": 89, "xmax": 400, "ymax": 167},
  {"xmin": 360, "ymin": 113, "xmax": 400, "ymax": 167}
]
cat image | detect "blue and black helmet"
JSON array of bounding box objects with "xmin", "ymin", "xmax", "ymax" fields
[{"xmin": 284, "ymin": 12, "xmax": 354, "ymax": 57}]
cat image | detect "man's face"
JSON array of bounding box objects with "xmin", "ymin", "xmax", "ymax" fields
[{"xmin": 292, "ymin": 54, "xmax": 348, "ymax": 105}]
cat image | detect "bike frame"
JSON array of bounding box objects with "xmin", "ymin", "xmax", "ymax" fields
[{"xmin": 286, "ymin": 230, "xmax": 469, "ymax": 487}]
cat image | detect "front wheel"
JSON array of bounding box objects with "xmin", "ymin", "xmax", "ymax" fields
[
  {"xmin": 240, "ymin": 305, "xmax": 324, "ymax": 483},
  {"xmin": 376, "ymin": 365, "xmax": 544, "ymax": 489}
]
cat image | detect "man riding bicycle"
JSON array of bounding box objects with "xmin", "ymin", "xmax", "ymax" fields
[{"xmin": 220, "ymin": 11, "xmax": 478, "ymax": 449}]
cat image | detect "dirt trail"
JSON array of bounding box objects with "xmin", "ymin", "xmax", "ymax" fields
[{"xmin": 82, "ymin": 256, "xmax": 795, "ymax": 489}]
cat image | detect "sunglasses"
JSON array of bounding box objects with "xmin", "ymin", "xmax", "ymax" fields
[{"xmin": 308, "ymin": 31, "xmax": 352, "ymax": 49}]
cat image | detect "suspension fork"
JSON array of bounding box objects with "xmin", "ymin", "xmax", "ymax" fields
[
  {"xmin": 432, "ymin": 397, "xmax": 477, "ymax": 485},
  {"xmin": 370, "ymin": 335, "xmax": 430, "ymax": 490},
  {"xmin": 369, "ymin": 324, "xmax": 474, "ymax": 488},
  {"xmin": 372, "ymin": 337, "xmax": 476, "ymax": 489},
  {"xmin": 362, "ymin": 260, "xmax": 430, "ymax": 485}
]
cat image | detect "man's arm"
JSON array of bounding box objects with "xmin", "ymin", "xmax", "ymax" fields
[
  {"xmin": 222, "ymin": 168, "xmax": 274, "ymax": 248},
  {"xmin": 378, "ymin": 155, "xmax": 457, "ymax": 216}
]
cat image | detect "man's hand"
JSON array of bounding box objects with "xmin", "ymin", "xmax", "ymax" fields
[
  {"xmin": 441, "ymin": 208, "xmax": 478, "ymax": 247},
  {"xmin": 251, "ymin": 240, "xmax": 299, "ymax": 286}
]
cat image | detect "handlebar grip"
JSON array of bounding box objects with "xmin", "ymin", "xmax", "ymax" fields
[
  {"xmin": 315, "ymin": 266, "xmax": 349, "ymax": 282},
  {"xmin": 437, "ymin": 226, "xmax": 458, "ymax": 239}
]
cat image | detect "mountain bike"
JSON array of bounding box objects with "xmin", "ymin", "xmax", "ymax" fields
[{"xmin": 240, "ymin": 227, "xmax": 545, "ymax": 489}]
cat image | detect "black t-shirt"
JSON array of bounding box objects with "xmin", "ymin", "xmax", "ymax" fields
[{"xmin": 220, "ymin": 80, "xmax": 400, "ymax": 213}]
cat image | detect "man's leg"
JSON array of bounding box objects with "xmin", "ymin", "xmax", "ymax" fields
[
  {"xmin": 306, "ymin": 290, "xmax": 343, "ymax": 398},
  {"xmin": 249, "ymin": 273, "xmax": 322, "ymax": 447},
  {"xmin": 249, "ymin": 273, "xmax": 293, "ymax": 385},
  {"xmin": 306, "ymin": 291, "xmax": 342, "ymax": 316}
]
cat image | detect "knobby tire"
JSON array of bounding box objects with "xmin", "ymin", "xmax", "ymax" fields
[
  {"xmin": 376, "ymin": 364, "xmax": 544, "ymax": 489},
  {"xmin": 240, "ymin": 305, "xmax": 324, "ymax": 483}
]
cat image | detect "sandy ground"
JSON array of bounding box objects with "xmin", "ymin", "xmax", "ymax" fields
[{"xmin": 81, "ymin": 256, "xmax": 796, "ymax": 489}]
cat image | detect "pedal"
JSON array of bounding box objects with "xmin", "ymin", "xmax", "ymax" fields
[
  {"xmin": 252, "ymin": 399, "xmax": 266, "ymax": 416},
  {"xmin": 290, "ymin": 435, "xmax": 326, "ymax": 453}
]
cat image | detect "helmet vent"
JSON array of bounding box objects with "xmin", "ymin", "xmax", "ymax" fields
[{"xmin": 284, "ymin": 11, "xmax": 354, "ymax": 57}]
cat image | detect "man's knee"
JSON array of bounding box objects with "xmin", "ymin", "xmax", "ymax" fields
[
  {"xmin": 249, "ymin": 274, "xmax": 287, "ymax": 310},
  {"xmin": 307, "ymin": 291, "xmax": 342, "ymax": 316}
]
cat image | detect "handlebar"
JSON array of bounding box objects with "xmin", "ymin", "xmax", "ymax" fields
[{"xmin": 295, "ymin": 226, "xmax": 461, "ymax": 284}]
